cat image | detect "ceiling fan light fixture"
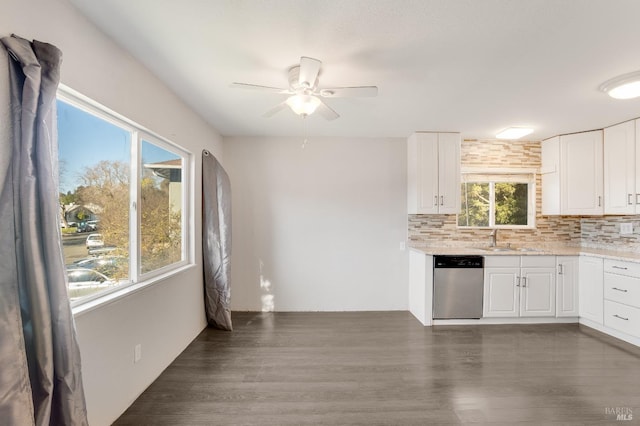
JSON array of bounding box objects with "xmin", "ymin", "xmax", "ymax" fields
[
  {"xmin": 496, "ymin": 127, "xmax": 534, "ymax": 140},
  {"xmin": 600, "ymin": 70, "xmax": 640, "ymax": 99},
  {"xmin": 286, "ymin": 94, "xmax": 321, "ymax": 116}
]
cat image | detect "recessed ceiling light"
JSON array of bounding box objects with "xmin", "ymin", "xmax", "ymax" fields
[
  {"xmin": 496, "ymin": 127, "xmax": 534, "ymax": 140},
  {"xmin": 599, "ymin": 70, "xmax": 640, "ymax": 99}
]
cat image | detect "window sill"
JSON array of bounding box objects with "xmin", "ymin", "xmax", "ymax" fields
[
  {"xmin": 456, "ymin": 226, "xmax": 537, "ymax": 230},
  {"xmin": 71, "ymin": 263, "xmax": 197, "ymax": 318}
]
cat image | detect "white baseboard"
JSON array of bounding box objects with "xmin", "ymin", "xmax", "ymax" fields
[{"xmin": 432, "ymin": 317, "xmax": 578, "ymax": 326}]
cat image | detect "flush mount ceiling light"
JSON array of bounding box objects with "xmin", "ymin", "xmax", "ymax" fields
[
  {"xmin": 285, "ymin": 94, "xmax": 321, "ymax": 116},
  {"xmin": 496, "ymin": 127, "xmax": 534, "ymax": 140},
  {"xmin": 599, "ymin": 70, "xmax": 640, "ymax": 99}
]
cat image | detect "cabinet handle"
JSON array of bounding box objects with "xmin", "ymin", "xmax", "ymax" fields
[
  {"xmin": 516, "ymin": 276, "xmax": 520, "ymax": 287},
  {"xmin": 440, "ymin": 195, "xmax": 444, "ymax": 206},
  {"xmin": 611, "ymin": 265, "xmax": 628, "ymax": 270},
  {"xmin": 434, "ymin": 195, "xmax": 438, "ymax": 206},
  {"xmin": 612, "ymin": 287, "xmax": 628, "ymax": 293},
  {"xmin": 521, "ymin": 277, "xmax": 527, "ymax": 287},
  {"xmin": 636, "ymin": 193, "xmax": 640, "ymax": 205},
  {"xmin": 613, "ymin": 314, "xmax": 629, "ymax": 321},
  {"xmin": 558, "ymin": 264, "xmax": 564, "ymax": 275},
  {"xmin": 598, "ymin": 196, "xmax": 602, "ymax": 207},
  {"xmin": 629, "ymin": 194, "xmax": 634, "ymax": 205}
]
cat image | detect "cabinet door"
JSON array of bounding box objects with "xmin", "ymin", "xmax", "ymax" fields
[
  {"xmin": 556, "ymin": 257, "xmax": 579, "ymax": 317},
  {"xmin": 560, "ymin": 131, "xmax": 603, "ymax": 215},
  {"xmin": 407, "ymin": 133, "xmax": 439, "ymax": 214},
  {"xmin": 579, "ymin": 256, "xmax": 604, "ymax": 324},
  {"xmin": 483, "ymin": 268, "xmax": 519, "ymax": 317},
  {"xmin": 604, "ymin": 120, "xmax": 635, "ymax": 214},
  {"xmin": 437, "ymin": 133, "xmax": 460, "ymax": 214},
  {"xmin": 520, "ymin": 267, "xmax": 556, "ymax": 317},
  {"xmin": 541, "ymin": 136, "xmax": 561, "ymax": 215},
  {"xmin": 636, "ymin": 119, "xmax": 640, "ymax": 212}
]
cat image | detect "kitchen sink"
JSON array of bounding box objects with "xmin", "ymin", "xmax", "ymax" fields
[
  {"xmin": 479, "ymin": 246, "xmax": 543, "ymax": 253},
  {"xmin": 480, "ymin": 247, "xmax": 515, "ymax": 252}
]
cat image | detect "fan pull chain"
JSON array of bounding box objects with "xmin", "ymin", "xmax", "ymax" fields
[{"xmin": 302, "ymin": 114, "xmax": 309, "ymax": 149}]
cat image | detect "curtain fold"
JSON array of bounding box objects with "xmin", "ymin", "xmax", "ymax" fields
[
  {"xmin": 202, "ymin": 150, "xmax": 233, "ymax": 331},
  {"xmin": 0, "ymin": 34, "xmax": 88, "ymax": 425}
]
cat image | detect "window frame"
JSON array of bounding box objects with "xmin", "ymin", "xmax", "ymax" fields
[
  {"xmin": 57, "ymin": 85, "xmax": 194, "ymax": 309},
  {"xmin": 458, "ymin": 170, "xmax": 536, "ymax": 229}
]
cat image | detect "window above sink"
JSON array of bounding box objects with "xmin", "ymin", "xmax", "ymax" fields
[{"xmin": 458, "ymin": 170, "xmax": 536, "ymax": 229}]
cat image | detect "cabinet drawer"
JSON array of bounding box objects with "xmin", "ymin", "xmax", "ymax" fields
[
  {"xmin": 521, "ymin": 256, "xmax": 556, "ymax": 268},
  {"xmin": 604, "ymin": 273, "xmax": 640, "ymax": 308},
  {"xmin": 484, "ymin": 256, "xmax": 520, "ymax": 268},
  {"xmin": 604, "ymin": 300, "xmax": 640, "ymax": 338},
  {"xmin": 604, "ymin": 259, "xmax": 640, "ymax": 278}
]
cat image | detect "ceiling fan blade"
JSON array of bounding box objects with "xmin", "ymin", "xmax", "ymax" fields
[
  {"xmin": 316, "ymin": 99, "xmax": 339, "ymax": 121},
  {"xmin": 319, "ymin": 86, "xmax": 378, "ymax": 98},
  {"xmin": 231, "ymin": 82, "xmax": 289, "ymax": 93},
  {"xmin": 299, "ymin": 57, "xmax": 322, "ymax": 89},
  {"xmin": 262, "ymin": 102, "xmax": 288, "ymax": 118}
]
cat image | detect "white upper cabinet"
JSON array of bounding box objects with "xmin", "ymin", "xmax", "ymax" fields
[
  {"xmin": 560, "ymin": 130, "xmax": 603, "ymax": 215},
  {"xmin": 407, "ymin": 132, "xmax": 460, "ymax": 214},
  {"xmin": 541, "ymin": 136, "xmax": 560, "ymax": 215},
  {"xmin": 604, "ymin": 119, "xmax": 637, "ymax": 214},
  {"xmin": 542, "ymin": 130, "xmax": 603, "ymax": 215}
]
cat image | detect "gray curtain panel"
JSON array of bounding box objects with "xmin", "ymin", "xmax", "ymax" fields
[
  {"xmin": 202, "ymin": 150, "xmax": 233, "ymax": 331},
  {"xmin": 0, "ymin": 35, "xmax": 88, "ymax": 425}
]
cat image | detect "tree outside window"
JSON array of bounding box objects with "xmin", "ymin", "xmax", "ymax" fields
[
  {"xmin": 57, "ymin": 92, "xmax": 189, "ymax": 304},
  {"xmin": 459, "ymin": 176, "xmax": 534, "ymax": 228}
]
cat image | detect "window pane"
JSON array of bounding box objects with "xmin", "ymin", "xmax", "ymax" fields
[
  {"xmin": 140, "ymin": 140, "xmax": 183, "ymax": 274},
  {"xmin": 57, "ymin": 99, "xmax": 131, "ymax": 302},
  {"xmin": 495, "ymin": 182, "xmax": 528, "ymax": 225},
  {"xmin": 458, "ymin": 182, "xmax": 490, "ymax": 227}
]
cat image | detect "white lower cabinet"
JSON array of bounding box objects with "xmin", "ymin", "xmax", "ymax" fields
[
  {"xmin": 484, "ymin": 256, "xmax": 556, "ymax": 318},
  {"xmin": 604, "ymin": 301, "xmax": 640, "ymax": 338},
  {"xmin": 556, "ymin": 256, "xmax": 579, "ymax": 317},
  {"xmin": 408, "ymin": 250, "xmax": 432, "ymax": 326},
  {"xmin": 484, "ymin": 261, "xmax": 519, "ymax": 317},
  {"xmin": 602, "ymin": 259, "xmax": 640, "ymax": 338},
  {"xmin": 578, "ymin": 256, "xmax": 604, "ymax": 324}
]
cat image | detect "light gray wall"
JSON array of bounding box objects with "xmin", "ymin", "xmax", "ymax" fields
[
  {"xmin": 224, "ymin": 136, "xmax": 409, "ymax": 312},
  {"xmin": 2, "ymin": 0, "xmax": 223, "ymax": 424}
]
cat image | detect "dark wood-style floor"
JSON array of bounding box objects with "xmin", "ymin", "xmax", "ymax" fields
[{"xmin": 114, "ymin": 312, "xmax": 640, "ymax": 425}]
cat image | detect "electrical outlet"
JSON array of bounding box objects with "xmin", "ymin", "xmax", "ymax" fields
[
  {"xmin": 620, "ymin": 223, "xmax": 633, "ymax": 235},
  {"xmin": 134, "ymin": 344, "xmax": 142, "ymax": 363},
  {"xmin": 399, "ymin": 241, "xmax": 406, "ymax": 251}
]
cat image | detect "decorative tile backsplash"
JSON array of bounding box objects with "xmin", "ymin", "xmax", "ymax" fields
[
  {"xmin": 408, "ymin": 138, "xmax": 640, "ymax": 251},
  {"xmin": 581, "ymin": 216, "xmax": 640, "ymax": 252},
  {"xmin": 408, "ymin": 214, "xmax": 582, "ymax": 246}
]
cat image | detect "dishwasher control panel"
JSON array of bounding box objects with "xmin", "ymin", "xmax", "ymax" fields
[{"xmin": 434, "ymin": 255, "xmax": 483, "ymax": 268}]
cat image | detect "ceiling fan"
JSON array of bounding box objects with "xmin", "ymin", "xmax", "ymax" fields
[{"xmin": 231, "ymin": 57, "xmax": 378, "ymax": 120}]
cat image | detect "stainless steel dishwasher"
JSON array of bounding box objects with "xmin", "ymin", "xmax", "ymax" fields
[{"xmin": 433, "ymin": 255, "xmax": 484, "ymax": 319}]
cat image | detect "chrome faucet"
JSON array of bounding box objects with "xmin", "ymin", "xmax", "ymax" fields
[{"xmin": 489, "ymin": 229, "xmax": 498, "ymax": 247}]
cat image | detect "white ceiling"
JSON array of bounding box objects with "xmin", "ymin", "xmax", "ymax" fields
[{"xmin": 69, "ymin": 0, "xmax": 640, "ymax": 140}]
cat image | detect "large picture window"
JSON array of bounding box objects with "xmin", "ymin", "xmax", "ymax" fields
[
  {"xmin": 57, "ymin": 88, "xmax": 191, "ymax": 304},
  {"xmin": 458, "ymin": 173, "xmax": 535, "ymax": 228}
]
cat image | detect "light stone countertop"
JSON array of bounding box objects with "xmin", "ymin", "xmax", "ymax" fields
[{"xmin": 409, "ymin": 244, "xmax": 640, "ymax": 263}]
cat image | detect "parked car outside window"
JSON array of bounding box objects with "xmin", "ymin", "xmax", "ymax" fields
[
  {"xmin": 85, "ymin": 233, "xmax": 104, "ymax": 251},
  {"xmin": 69, "ymin": 256, "xmax": 127, "ymax": 278},
  {"xmin": 66, "ymin": 268, "xmax": 115, "ymax": 301}
]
